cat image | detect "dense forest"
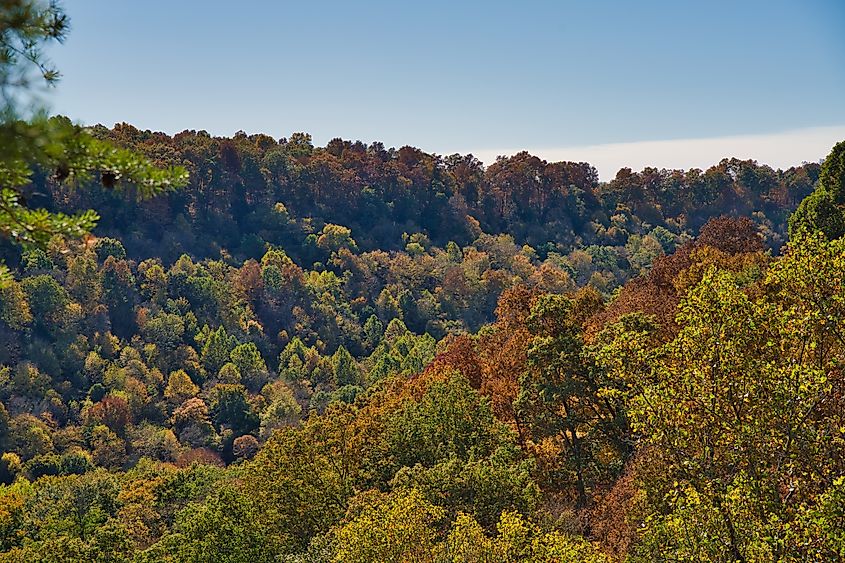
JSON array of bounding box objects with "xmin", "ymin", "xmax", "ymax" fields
[
  {"xmin": 0, "ymin": 127, "xmax": 842, "ymax": 561},
  {"xmin": 2, "ymin": 1, "xmax": 845, "ymax": 561}
]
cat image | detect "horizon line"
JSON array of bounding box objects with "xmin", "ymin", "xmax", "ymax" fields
[{"xmin": 459, "ymin": 125, "xmax": 845, "ymax": 181}]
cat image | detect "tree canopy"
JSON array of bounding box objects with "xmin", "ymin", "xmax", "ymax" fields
[{"xmin": 0, "ymin": 2, "xmax": 843, "ymax": 560}]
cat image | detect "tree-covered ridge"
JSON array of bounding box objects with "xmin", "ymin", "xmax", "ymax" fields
[
  {"xmin": 3, "ymin": 1, "xmax": 844, "ymax": 559},
  {"xmin": 26, "ymin": 123, "xmax": 817, "ymax": 265},
  {"xmin": 0, "ymin": 122, "xmax": 837, "ymax": 559},
  {"xmin": 0, "ymin": 120, "xmax": 839, "ymax": 560}
]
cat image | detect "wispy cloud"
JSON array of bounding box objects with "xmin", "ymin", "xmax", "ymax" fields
[{"xmin": 463, "ymin": 126, "xmax": 845, "ymax": 181}]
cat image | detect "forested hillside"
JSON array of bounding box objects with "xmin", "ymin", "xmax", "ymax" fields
[
  {"xmin": 1, "ymin": 125, "xmax": 843, "ymax": 561},
  {"xmin": 2, "ymin": 3, "xmax": 844, "ymax": 559},
  {"xmin": 34, "ymin": 124, "xmax": 818, "ymax": 263}
]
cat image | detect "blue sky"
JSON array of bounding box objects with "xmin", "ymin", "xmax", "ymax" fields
[{"xmin": 49, "ymin": 0, "xmax": 845, "ymax": 177}]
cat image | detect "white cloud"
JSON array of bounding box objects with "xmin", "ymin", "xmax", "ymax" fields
[{"xmin": 462, "ymin": 126, "xmax": 845, "ymax": 181}]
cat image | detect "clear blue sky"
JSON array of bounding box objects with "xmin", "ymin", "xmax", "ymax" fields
[{"xmin": 49, "ymin": 0, "xmax": 844, "ymax": 171}]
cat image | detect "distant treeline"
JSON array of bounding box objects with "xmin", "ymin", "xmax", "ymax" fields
[{"xmin": 21, "ymin": 124, "xmax": 818, "ymax": 266}]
